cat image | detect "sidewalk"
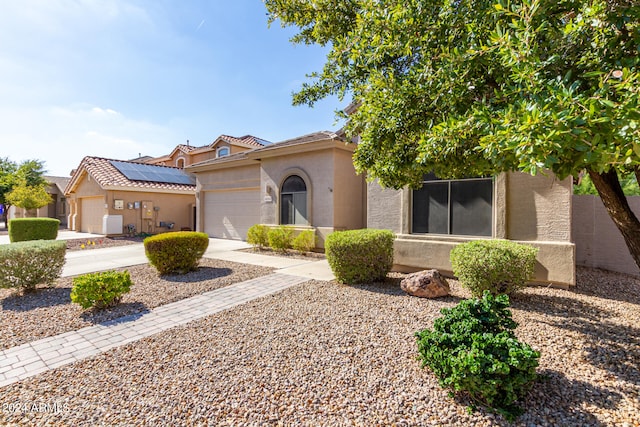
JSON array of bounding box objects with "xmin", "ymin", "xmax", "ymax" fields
[{"xmin": 0, "ymin": 239, "xmax": 334, "ymax": 387}]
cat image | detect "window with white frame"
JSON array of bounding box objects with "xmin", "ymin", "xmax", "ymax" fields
[
  {"xmin": 216, "ymin": 147, "xmax": 230, "ymax": 158},
  {"xmin": 280, "ymin": 175, "xmax": 307, "ymax": 225},
  {"xmin": 412, "ymin": 173, "xmax": 493, "ymax": 236}
]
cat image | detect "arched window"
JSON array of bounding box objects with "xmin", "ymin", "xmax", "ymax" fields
[
  {"xmin": 280, "ymin": 175, "xmax": 307, "ymax": 225},
  {"xmin": 217, "ymin": 147, "xmax": 230, "ymax": 158},
  {"xmin": 176, "ymin": 158, "xmax": 185, "ymax": 168}
]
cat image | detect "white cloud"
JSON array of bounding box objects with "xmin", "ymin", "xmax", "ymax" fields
[{"xmin": 0, "ymin": 104, "xmax": 179, "ymax": 176}]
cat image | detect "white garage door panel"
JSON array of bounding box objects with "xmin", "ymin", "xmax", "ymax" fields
[
  {"xmin": 81, "ymin": 197, "xmax": 104, "ymax": 234},
  {"xmin": 204, "ymin": 190, "xmax": 260, "ymax": 240}
]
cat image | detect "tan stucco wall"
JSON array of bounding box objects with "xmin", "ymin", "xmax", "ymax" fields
[
  {"xmin": 367, "ymin": 171, "xmax": 575, "ymax": 287},
  {"xmin": 506, "ymin": 172, "xmax": 572, "ymax": 241},
  {"xmin": 332, "ymin": 149, "xmax": 365, "ymax": 230},
  {"xmin": 260, "ymin": 150, "xmax": 336, "ymax": 227},
  {"xmin": 573, "ymin": 195, "xmax": 640, "ymax": 276},
  {"xmin": 106, "ymin": 191, "xmax": 195, "ymax": 234}
]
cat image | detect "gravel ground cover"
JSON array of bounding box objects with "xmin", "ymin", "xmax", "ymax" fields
[
  {"xmin": 1, "ymin": 267, "xmax": 638, "ymax": 426},
  {"xmin": 0, "ymin": 259, "xmax": 274, "ymax": 350},
  {"xmin": 64, "ymin": 236, "xmax": 145, "ymax": 251}
]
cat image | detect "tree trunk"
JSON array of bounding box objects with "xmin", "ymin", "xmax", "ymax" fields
[{"xmin": 588, "ymin": 169, "xmax": 640, "ymax": 271}]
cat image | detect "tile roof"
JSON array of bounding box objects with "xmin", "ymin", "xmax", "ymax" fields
[
  {"xmin": 44, "ymin": 176, "xmax": 71, "ymax": 193},
  {"xmin": 65, "ymin": 156, "xmax": 196, "ymax": 194},
  {"xmin": 217, "ymin": 135, "xmax": 270, "ymax": 148},
  {"xmin": 187, "ymin": 131, "xmax": 343, "ymax": 169}
]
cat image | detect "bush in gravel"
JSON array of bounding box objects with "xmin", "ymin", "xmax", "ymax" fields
[
  {"xmin": 0, "ymin": 240, "xmax": 66, "ymax": 292},
  {"xmin": 450, "ymin": 240, "xmax": 538, "ymax": 297},
  {"xmin": 8, "ymin": 218, "xmax": 60, "ymax": 242},
  {"xmin": 325, "ymin": 229, "xmax": 394, "ymax": 284},
  {"xmin": 247, "ymin": 224, "xmax": 270, "ymax": 249},
  {"xmin": 268, "ymin": 226, "xmax": 294, "ymax": 252},
  {"xmin": 292, "ymin": 229, "xmax": 316, "ymax": 252},
  {"xmin": 70, "ymin": 270, "xmax": 132, "ymax": 309},
  {"xmin": 144, "ymin": 231, "xmax": 209, "ymax": 274},
  {"xmin": 416, "ymin": 291, "xmax": 540, "ymax": 422}
]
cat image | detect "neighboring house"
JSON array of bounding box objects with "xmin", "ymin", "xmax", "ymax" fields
[
  {"xmin": 8, "ymin": 176, "xmax": 71, "ymax": 226},
  {"xmin": 147, "ymin": 135, "xmax": 270, "ymax": 169},
  {"xmin": 187, "ymin": 131, "xmax": 366, "ymax": 244},
  {"xmin": 64, "ymin": 157, "xmax": 196, "ymax": 235},
  {"xmin": 188, "ymin": 130, "xmax": 575, "ymax": 287}
]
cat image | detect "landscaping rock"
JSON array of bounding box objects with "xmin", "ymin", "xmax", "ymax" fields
[{"xmin": 400, "ymin": 269, "xmax": 450, "ymax": 298}]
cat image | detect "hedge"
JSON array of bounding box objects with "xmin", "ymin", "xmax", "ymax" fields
[{"xmin": 9, "ymin": 218, "xmax": 60, "ymax": 242}]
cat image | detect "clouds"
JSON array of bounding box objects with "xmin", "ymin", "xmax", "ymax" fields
[
  {"xmin": 0, "ymin": 1, "xmax": 343, "ymax": 177},
  {"xmin": 0, "ymin": 104, "xmax": 178, "ymax": 176}
]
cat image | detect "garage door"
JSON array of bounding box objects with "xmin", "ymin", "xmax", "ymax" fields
[
  {"xmin": 203, "ymin": 190, "xmax": 260, "ymax": 240},
  {"xmin": 81, "ymin": 197, "xmax": 104, "ymax": 234}
]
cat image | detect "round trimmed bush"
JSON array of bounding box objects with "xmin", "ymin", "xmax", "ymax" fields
[
  {"xmin": 325, "ymin": 229, "xmax": 395, "ymax": 284},
  {"xmin": 144, "ymin": 231, "xmax": 209, "ymax": 275},
  {"xmin": 450, "ymin": 239, "xmax": 538, "ymax": 297},
  {"xmin": 71, "ymin": 270, "xmax": 132, "ymax": 309}
]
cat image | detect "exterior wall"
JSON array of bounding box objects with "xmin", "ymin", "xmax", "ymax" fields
[
  {"xmin": 191, "ymin": 151, "xmax": 217, "ymax": 165},
  {"xmin": 573, "ymin": 195, "xmax": 640, "ymax": 276},
  {"xmin": 367, "ymin": 171, "xmax": 576, "ymax": 287},
  {"xmin": 506, "ymin": 172, "xmax": 572, "ymax": 241},
  {"xmin": 260, "ymin": 150, "xmax": 336, "ymax": 228},
  {"xmin": 332, "ymin": 149, "xmax": 365, "ymax": 231},
  {"xmin": 106, "ymin": 191, "xmax": 195, "ymax": 235}
]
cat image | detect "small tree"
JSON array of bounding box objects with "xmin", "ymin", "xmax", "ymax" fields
[
  {"xmin": 0, "ymin": 159, "xmax": 48, "ymax": 224},
  {"xmin": 6, "ymin": 183, "xmax": 52, "ymax": 217}
]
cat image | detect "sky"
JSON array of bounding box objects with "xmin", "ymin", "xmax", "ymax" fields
[{"xmin": 0, "ymin": 0, "xmax": 343, "ymax": 177}]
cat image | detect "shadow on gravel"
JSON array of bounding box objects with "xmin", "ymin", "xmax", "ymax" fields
[
  {"xmin": 1, "ymin": 287, "xmax": 71, "ymax": 311},
  {"xmin": 352, "ymin": 277, "xmax": 464, "ymax": 305},
  {"xmin": 511, "ymin": 293, "xmax": 640, "ymax": 388},
  {"xmin": 161, "ymin": 267, "xmax": 233, "ymax": 283},
  {"xmin": 520, "ymin": 369, "xmax": 621, "ymax": 426},
  {"xmin": 573, "ymin": 267, "xmax": 640, "ymax": 306},
  {"xmin": 80, "ymin": 302, "xmax": 150, "ymax": 325}
]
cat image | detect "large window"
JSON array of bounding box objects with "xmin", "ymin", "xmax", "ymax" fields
[
  {"xmin": 412, "ymin": 173, "xmax": 493, "ymax": 236},
  {"xmin": 280, "ymin": 175, "xmax": 307, "ymax": 225}
]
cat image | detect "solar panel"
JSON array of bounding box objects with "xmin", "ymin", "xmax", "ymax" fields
[{"xmin": 110, "ymin": 161, "xmax": 195, "ymax": 185}]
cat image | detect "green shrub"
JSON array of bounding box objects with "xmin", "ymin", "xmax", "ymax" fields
[
  {"xmin": 144, "ymin": 231, "xmax": 209, "ymax": 274},
  {"xmin": 70, "ymin": 270, "xmax": 132, "ymax": 309},
  {"xmin": 292, "ymin": 229, "xmax": 316, "ymax": 252},
  {"xmin": 267, "ymin": 226, "xmax": 293, "ymax": 252},
  {"xmin": 416, "ymin": 291, "xmax": 540, "ymax": 421},
  {"xmin": 0, "ymin": 240, "xmax": 66, "ymax": 292},
  {"xmin": 8, "ymin": 218, "xmax": 60, "ymax": 242},
  {"xmin": 247, "ymin": 224, "xmax": 269, "ymax": 248},
  {"xmin": 450, "ymin": 240, "xmax": 538, "ymax": 297},
  {"xmin": 325, "ymin": 229, "xmax": 394, "ymax": 284}
]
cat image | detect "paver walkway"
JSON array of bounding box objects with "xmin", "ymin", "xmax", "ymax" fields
[{"xmin": 0, "ymin": 273, "xmax": 309, "ymax": 387}]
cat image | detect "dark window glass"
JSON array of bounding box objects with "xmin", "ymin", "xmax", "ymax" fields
[
  {"xmin": 282, "ymin": 175, "xmax": 306, "ymax": 193},
  {"xmin": 280, "ymin": 175, "xmax": 307, "ymax": 225},
  {"xmin": 412, "ymin": 176, "xmax": 493, "ymax": 236}
]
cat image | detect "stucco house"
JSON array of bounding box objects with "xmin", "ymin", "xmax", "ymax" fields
[
  {"xmin": 64, "ymin": 157, "xmax": 196, "ymax": 235},
  {"xmin": 188, "ymin": 130, "xmax": 575, "ymax": 287},
  {"xmin": 187, "ymin": 131, "xmax": 366, "ymax": 244}
]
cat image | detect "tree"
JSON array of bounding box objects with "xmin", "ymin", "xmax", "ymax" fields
[
  {"xmin": 0, "ymin": 159, "xmax": 48, "ymax": 225},
  {"xmin": 6, "ymin": 183, "xmax": 52, "ymax": 215},
  {"xmin": 265, "ymin": 0, "xmax": 640, "ymax": 268}
]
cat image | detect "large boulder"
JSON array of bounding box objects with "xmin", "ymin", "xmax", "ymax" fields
[{"xmin": 401, "ymin": 269, "xmax": 450, "ymax": 298}]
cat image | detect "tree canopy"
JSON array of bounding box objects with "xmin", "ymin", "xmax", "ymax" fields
[
  {"xmin": 0, "ymin": 159, "xmax": 48, "ymax": 223},
  {"xmin": 266, "ymin": 0, "xmax": 640, "ymax": 269}
]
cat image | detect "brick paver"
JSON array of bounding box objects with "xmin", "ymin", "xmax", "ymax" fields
[{"xmin": 0, "ymin": 273, "xmax": 308, "ymax": 388}]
